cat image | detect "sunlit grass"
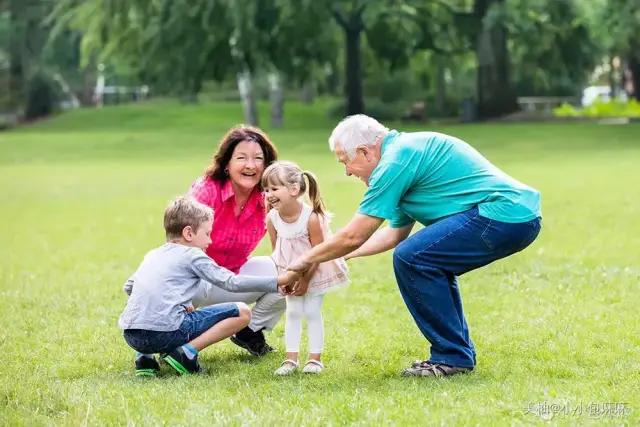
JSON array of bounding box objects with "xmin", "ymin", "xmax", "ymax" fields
[{"xmin": 1, "ymin": 101, "xmax": 638, "ymax": 425}]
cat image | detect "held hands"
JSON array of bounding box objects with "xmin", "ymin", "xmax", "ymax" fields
[
  {"xmin": 185, "ymin": 303, "xmax": 195, "ymax": 313},
  {"xmin": 286, "ymin": 255, "xmax": 312, "ymax": 275},
  {"xmin": 290, "ymin": 279, "xmax": 309, "ymax": 296},
  {"xmin": 277, "ymin": 270, "xmax": 301, "ymax": 295},
  {"xmin": 275, "ymin": 275, "xmax": 310, "ymax": 296}
]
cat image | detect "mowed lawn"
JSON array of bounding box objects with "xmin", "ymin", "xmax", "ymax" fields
[{"xmin": 1, "ymin": 100, "xmax": 639, "ymax": 426}]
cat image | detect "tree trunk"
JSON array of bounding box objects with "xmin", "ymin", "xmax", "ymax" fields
[
  {"xmin": 435, "ymin": 55, "xmax": 446, "ymax": 115},
  {"xmin": 301, "ymin": 80, "xmax": 315, "ymax": 104},
  {"xmin": 180, "ymin": 73, "xmax": 203, "ymax": 104},
  {"xmin": 268, "ymin": 71, "xmax": 284, "ymax": 127},
  {"xmin": 237, "ymin": 70, "xmax": 259, "ymax": 126},
  {"xmin": 53, "ymin": 73, "xmax": 81, "ymax": 108},
  {"xmin": 474, "ymin": 0, "xmax": 519, "ymax": 120},
  {"xmin": 8, "ymin": 0, "xmax": 25, "ymax": 111},
  {"xmin": 629, "ymin": 51, "xmax": 640, "ymax": 102},
  {"xmin": 344, "ymin": 26, "xmax": 365, "ymax": 115},
  {"xmin": 621, "ymin": 57, "xmax": 628, "ymax": 97},
  {"xmin": 609, "ymin": 55, "xmax": 617, "ymax": 98},
  {"xmin": 187, "ymin": 72, "xmax": 204, "ymax": 103},
  {"xmin": 81, "ymin": 58, "xmax": 98, "ymax": 106}
]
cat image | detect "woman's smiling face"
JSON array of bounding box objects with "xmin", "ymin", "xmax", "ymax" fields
[{"xmin": 226, "ymin": 140, "xmax": 265, "ymax": 191}]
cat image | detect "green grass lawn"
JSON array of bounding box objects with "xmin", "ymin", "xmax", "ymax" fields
[{"xmin": 1, "ymin": 100, "xmax": 639, "ymax": 426}]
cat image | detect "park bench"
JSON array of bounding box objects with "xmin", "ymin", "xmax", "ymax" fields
[{"xmin": 517, "ymin": 96, "xmax": 579, "ymax": 112}]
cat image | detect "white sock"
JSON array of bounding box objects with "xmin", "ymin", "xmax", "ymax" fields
[
  {"xmin": 136, "ymin": 353, "xmax": 154, "ymax": 360},
  {"xmin": 182, "ymin": 344, "xmax": 198, "ymax": 360}
]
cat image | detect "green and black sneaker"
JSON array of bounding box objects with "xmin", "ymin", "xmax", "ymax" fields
[
  {"xmin": 162, "ymin": 347, "xmax": 203, "ymax": 375},
  {"xmin": 135, "ymin": 354, "xmax": 160, "ymax": 377}
]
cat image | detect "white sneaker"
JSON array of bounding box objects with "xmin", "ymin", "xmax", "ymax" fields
[
  {"xmin": 274, "ymin": 359, "xmax": 298, "ymax": 376},
  {"xmin": 302, "ymin": 360, "xmax": 324, "ymax": 374}
]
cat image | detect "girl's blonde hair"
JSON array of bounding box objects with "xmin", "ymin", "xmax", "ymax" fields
[{"xmin": 261, "ymin": 161, "xmax": 329, "ymax": 218}]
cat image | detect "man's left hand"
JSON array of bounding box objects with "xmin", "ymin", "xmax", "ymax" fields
[{"xmin": 286, "ymin": 256, "xmax": 312, "ymax": 274}]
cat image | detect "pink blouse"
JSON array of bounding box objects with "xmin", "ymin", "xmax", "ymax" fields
[{"xmin": 189, "ymin": 177, "xmax": 267, "ymax": 274}]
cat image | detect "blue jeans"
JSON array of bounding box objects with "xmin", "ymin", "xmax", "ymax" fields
[
  {"xmin": 123, "ymin": 303, "xmax": 240, "ymax": 354},
  {"xmin": 393, "ymin": 207, "xmax": 542, "ymax": 369}
]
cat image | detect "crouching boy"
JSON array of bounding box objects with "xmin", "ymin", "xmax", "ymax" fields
[{"xmin": 118, "ymin": 196, "xmax": 298, "ymax": 375}]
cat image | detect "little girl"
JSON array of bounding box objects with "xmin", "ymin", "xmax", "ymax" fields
[{"xmin": 262, "ymin": 161, "xmax": 349, "ymax": 375}]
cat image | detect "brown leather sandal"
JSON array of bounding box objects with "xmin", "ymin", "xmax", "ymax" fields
[{"xmin": 401, "ymin": 361, "xmax": 471, "ymax": 377}]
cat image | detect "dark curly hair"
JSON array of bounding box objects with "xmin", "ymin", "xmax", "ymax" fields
[{"xmin": 205, "ymin": 125, "xmax": 278, "ymax": 190}]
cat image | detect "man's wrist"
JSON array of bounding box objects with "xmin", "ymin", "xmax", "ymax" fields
[{"xmin": 301, "ymin": 253, "xmax": 313, "ymax": 267}]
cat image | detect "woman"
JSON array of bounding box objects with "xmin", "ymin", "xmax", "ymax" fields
[{"xmin": 188, "ymin": 125, "xmax": 283, "ymax": 356}]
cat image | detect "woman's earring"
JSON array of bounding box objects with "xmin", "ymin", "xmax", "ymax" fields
[{"xmin": 224, "ymin": 169, "xmax": 229, "ymax": 176}]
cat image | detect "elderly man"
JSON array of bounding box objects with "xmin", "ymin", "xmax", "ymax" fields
[{"xmin": 287, "ymin": 115, "xmax": 542, "ymax": 377}]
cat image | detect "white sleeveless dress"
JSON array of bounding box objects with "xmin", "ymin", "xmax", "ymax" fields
[{"xmin": 269, "ymin": 204, "xmax": 349, "ymax": 295}]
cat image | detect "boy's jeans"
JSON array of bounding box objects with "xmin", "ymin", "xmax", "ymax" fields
[
  {"xmin": 123, "ymin": 303, "xmax": 240, "ymax": 354},
  {"xmin": 392, "ymin": 207, "xmax": 542, "ymax": 369}
]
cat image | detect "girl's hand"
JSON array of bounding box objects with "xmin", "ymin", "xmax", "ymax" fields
[
  {"xmin": 277, "ymin": 271, "xmax": 301, "ymax": 290},
  {"xmin": 291, "ymin": 279, "xmax": 310, "ymax": 296},
  {"xmin": 279, "ymin": 285, "xmax": 294, "ymax": 296}
]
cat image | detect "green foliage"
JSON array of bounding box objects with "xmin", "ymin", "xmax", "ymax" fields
[
  {"xmin": 48, "ymin": 0, "xmax": 341, "ymax": 100},
  {"xmin": 587, "ymin": 0, "xmax": 640, "ymax": 56},
  {"xmin": 366, "ymin": 9, "xmax": 420, "ymax": 71},
  {"xmin": 24, "ymin": 68, "xmax": 60, "ymax": 120},
  {"xmin": 259, "ymin": 0, "xmax": 338, "ymax": 85},
  {"xmin": 41, "ymin": 28, "xmax": 84, "ymax": 95},
  {"xmin": 0, "ymin": 10, "xmax": 9, "ymax": 55},
  {"xmin": 509, "ymin": 0, "xmax": 600, "ymax": 96},
  {"xmin": 0, "ymin": 116, "xmax": 11, "ymax": 131},
  {"xmin": 327, "ymin": 98, "xmax": 403, "ymax": 121},
  {"xmin": 49, "ymin": 0, "xmax": 236, "ymax": 97},
  {"xmin": 364, "ymin": 68, "xmax": 423, "ymax": 104},
  {"xmin": 40, "ymin": 0, "xmax": 626, "ymax": 115},
  {"xmin": 554, "ymin": 99, "xmax": 640, "ymax": 118}
]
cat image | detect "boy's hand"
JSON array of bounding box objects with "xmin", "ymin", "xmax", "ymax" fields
[
  {"xmin": 277, "ymin": 270, "xmax": 300, "ymax": 287},
  {"xmin": 279, "ymin": 284, "xmax": 294, "ymax": 296}
]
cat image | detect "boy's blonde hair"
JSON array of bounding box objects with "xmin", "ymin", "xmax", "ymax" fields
[
  {"xmin": 164, "ymin": 196, "xmax": 214, "ymax": 240},
  {"xmin": 261, "ymin": 161, "xmax": 329, "ymax": 218}
]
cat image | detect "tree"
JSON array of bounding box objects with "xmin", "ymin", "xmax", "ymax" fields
[
  {"xmin": 442, "ymin": 0, "xmax": 596, "ymax": 119},
  {"xmin": 602, "ymin": 0, "xmax": 640, "ymax": 100},
  {"xmin": 50, "ymin": 0, "xmax": 236, "ymax": 102},
  {"xmin": 472, "ymin": 0, "xmax": 518, "ymax": 119},
  {"xmin": 8, "ymin": 0, "xmax": 25, "ymax": 109},
  {"xmin": 320, "ymin": 0, "xmax": 469, "ymax": 116},
  {"xmin": 328, "ymin": 1, "xmax": 368, "ymax": 115},
  {"xmin": 50, "ymin": 0, "xmax": 337, "ymax": 125},
  {"xmin": 509, "ymin": 0, "xmax": 600, "ymax": 97},
  {"xmin": 8, "ymin": 0, "xmax": 60, "ymax": 115},
  {"xmin": 256, "ymin": 0, "xmax": 338, "ymax": 125}
]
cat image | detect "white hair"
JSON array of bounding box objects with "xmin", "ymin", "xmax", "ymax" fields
[{"xmin": 328, "ymin": 114, "xmax": 389, "ymax": 159}]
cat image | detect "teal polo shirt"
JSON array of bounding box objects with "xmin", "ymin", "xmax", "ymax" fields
[{"xmin": 357, "ymin": 130, "xmax": 541, "ymax": 228}]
